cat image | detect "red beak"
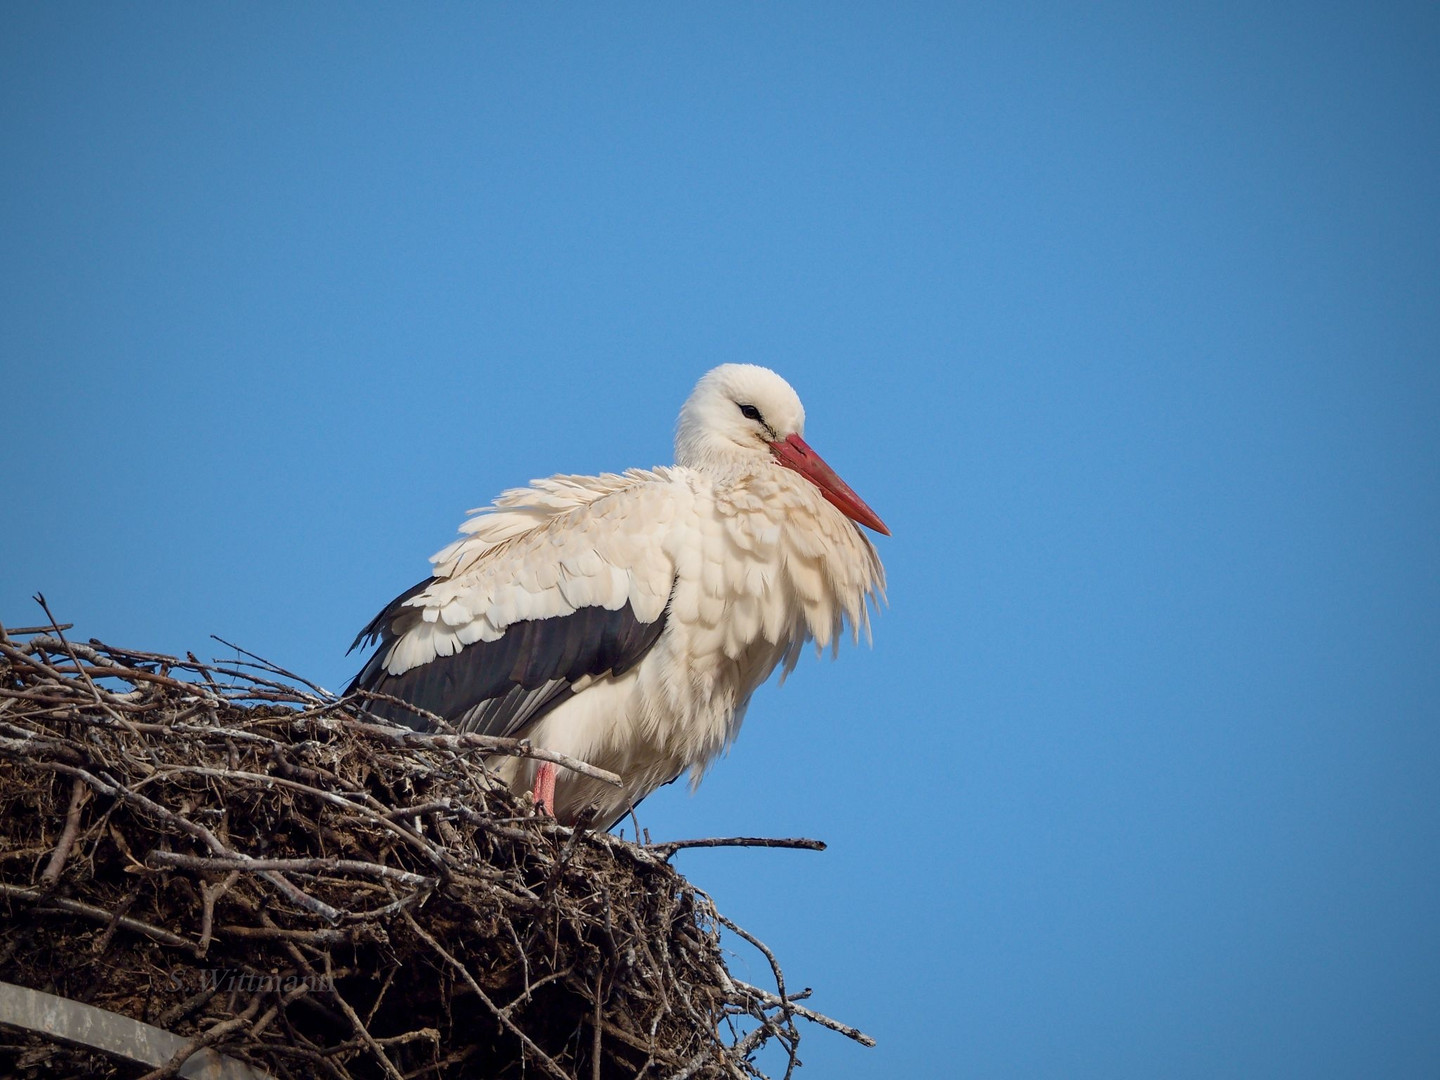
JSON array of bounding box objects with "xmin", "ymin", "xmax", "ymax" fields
[{"xmin": 770, "ymin": 433, "xmax": 890, "ymax": 536}]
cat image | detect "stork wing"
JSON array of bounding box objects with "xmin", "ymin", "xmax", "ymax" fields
[
  {"xmin": 348, "ymin": 594, "xmax": 666, "ymax": 736},
  {"xmin": 346, "ymin": 468, "xmax": 686, "ymax": 738}
]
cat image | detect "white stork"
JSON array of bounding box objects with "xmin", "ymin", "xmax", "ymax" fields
[{"xmin": 348, "ymin": 364, "xmax": 887, "ymax": 828}]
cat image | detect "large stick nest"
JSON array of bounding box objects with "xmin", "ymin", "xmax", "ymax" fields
[{"xmin": 0, "ymin": 619, "xmax": 870, "ymax": 1080}]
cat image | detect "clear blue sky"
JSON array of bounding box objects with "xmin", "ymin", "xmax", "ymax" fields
[{"xmin": 3, "ymin": 5, "xmax": 1437, "ymax": 1077}]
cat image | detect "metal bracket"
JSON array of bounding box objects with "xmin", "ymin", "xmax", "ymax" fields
[{"xmin": 0, "ymin": 980, "xmax": 270, "ymax": 1080}]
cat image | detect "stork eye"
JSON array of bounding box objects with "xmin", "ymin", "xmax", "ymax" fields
[{"xmin": 737, "ymin": 403, "xmax": 763, "ymax": 422}]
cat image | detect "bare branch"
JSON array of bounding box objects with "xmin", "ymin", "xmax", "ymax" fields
[
  {"xmin": 39, "ymin": 775, "xmax": 89, "ymax": 886},
  {"xmin": 647, "ymin": 836, "xmax": 827, "ymax": 857}
]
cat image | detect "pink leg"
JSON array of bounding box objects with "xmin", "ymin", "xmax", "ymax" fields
[{"xmin": 531, "ymin": 762, "xmax": 557, "ymax": 817}]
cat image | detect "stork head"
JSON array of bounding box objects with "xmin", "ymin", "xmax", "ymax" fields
[{"xmin": 675, "ymin": 364, "xmax": 889, "ymax": 535}]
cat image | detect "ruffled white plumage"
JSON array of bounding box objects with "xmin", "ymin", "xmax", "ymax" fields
[{"xmin": 353, "ymin": 364, "xmax": 886, "ymax": 826}]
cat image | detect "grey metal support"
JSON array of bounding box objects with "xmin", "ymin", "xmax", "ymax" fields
[{"xmin": 0, "ymin": 980, "xmax": 271, "ymax": 1080}]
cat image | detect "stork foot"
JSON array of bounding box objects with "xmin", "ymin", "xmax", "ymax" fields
[{"xmin": 531, "ymin": 761, "xmax": 557, "ymax": 817}]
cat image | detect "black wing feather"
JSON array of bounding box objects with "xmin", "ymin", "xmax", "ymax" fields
[{"xmin": 346, "ymin": 578, "xmax": 668, "ymax": 739}]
